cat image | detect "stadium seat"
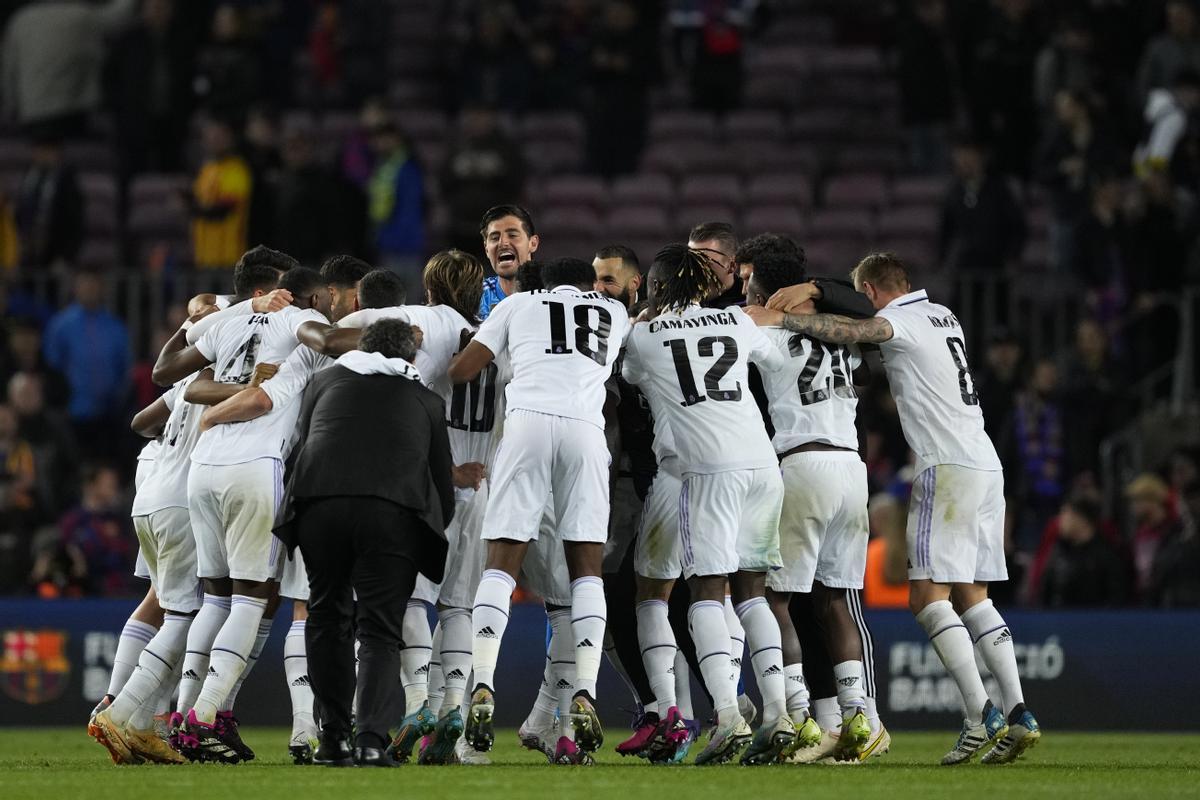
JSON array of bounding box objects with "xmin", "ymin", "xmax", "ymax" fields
[
  {"xmin": 130, "ymin": 173, "xmax": 191, "ymax": 206},
  {"xmin": 607, "ymin": 206, "xmax": 671, "ymax": 239},
  {"xmin": 520, "ymin": 112, "xmax": 585, "ymax": 146},
  {"xmin": 824, "ymin": 173, "xmax": 889, "ymax": 210},
  {"xmin": 677, "ymin": 204, "xmax": 738, "ymax": 233},
  {"xmin": 804, "ymin": 237, "xmax": 871, "ymax": 275},
  {"xmin": 878, "ymin": 206, "xmax": 939, "ymax": 238},
  {"xmin": 541, "ymin": 206, "xmax": 602, "ymax": 239},
  {"xmin": 891, "ymin": 175, "xmax": 946, "ymax": 206},
  {"xmin": 743, "ymin": 205, "xmax": 806, "ymax": 237},
  {"xmin": 809, "ymin": 208, "xmax": 875, "ymax": 239},
  {"xmin": 611, "ymin": 173, "xmax": 674, "ymax": 207},
  {"xmin": 722, "ymin": 110, "xmax": 785, "ymax": 144},
  {"xmin": 542, "ymin": 176, "xmax": 608, "ymax": 212},
  {"xmin": 877, "ymin": 237, "xmax": 937, "ymax": 269},
  {"xmin": 741, "ymin": 145, "xmax": 819, "ymax": 176},
  {"xmin": 648, "ymin": 111, "xmax": 718, "ymax": 143},
  {"xmin": 746, "ymin": 174, "xmax": 813, "ymax": 208},
  {"xmin": 680, "ymin": 174, "xmax": 743, "ymax": 208}
]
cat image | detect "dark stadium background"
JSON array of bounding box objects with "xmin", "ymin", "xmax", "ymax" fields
[{"xmin": 0, "ymin": 0, "xmax": 1197, "ymax": 729}]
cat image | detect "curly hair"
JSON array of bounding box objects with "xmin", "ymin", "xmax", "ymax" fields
[
  {"xmin": 423, "ymin": 249, "xmax": 484, "ymax": 323},
  {"xmin": 650, "ymin": 243, "xmax": 721, "ymax": 315},
  {"xmin": 359, "ymin": 318, "xmax": 417, "ymax": 362}
]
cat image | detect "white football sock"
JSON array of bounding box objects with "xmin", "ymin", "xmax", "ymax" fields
[
  {"xmin": 735, "ymin": 597, "xmax": 786, "ymax": 725},
  {"xmin": 723, "ymin": 596, "xmax": 746, "ymax": 678},
  {"xmin": 864, "ymin": 695, "xmax": 881, "ymax": 734},
  {"xmin": 529, "ymin": 652, "xmax": 558, "ymax": 727},
  {"xmin": 109, "ymin": 614, "xmax": 190, "ymax": 727},
  {"xmin": 470, "ymin": 569, "xmax": 515, "ymax": 691},
  {"xmin": 815, "ymin": 696, "xmax": 840, "ymax": 731},
  {"xmin": 284, "ymin": 620, "xmax": 314, "ymax": 735},
  {"xmin": 176, "ymin": 594, "xmax": 229, "ymax": 713},
  {"xmin": 636, "ymin": 599, "xmax": 677, "ymax": 716},
  {"xmin": 221, "ymin": 617, "xmax": 272, "ymax": 713},
  {"xmin": 108, "ymin": 619, "xmax": 157, "ymax": 698},
  {"xmin": 674, "ymin": 650, "xmax": 694, "ymax": 719},
  {"xmin": 548, "ymin": 607, "xmax": 576, "ymax": 739},
  {"xmin": 784, "ymin": 663, "xmax": 811, "ymax": 719},
  {"xmin": 193, "ymin": 595, "xmax": 267, "ymax": 724},
  {"xmin": 916, "ymin": 599, "xmax": 989, "ymax": 720},
  {"xmin": 687, "ymin": 600, "xmax": 738, "ymax": 725},
  {"xmin": 401, "ymin": 600, "xmax": 433, "ymax": 714},
  {"xmin": 152, "ymin": 659, "xmax": 181, "ymax": 719},
  {"xmin": 439, "ymin": 608, "xmax": 472, "ymax": 714},
  {"xmin": 427, "ymin": 621, "xmax": 445, "ymax": 716},
  {"xmin": 570, "ymin": 576, "xmax": 606, "ymax": 698},
  {"xmin": 961, "ymin": 599, "xmax": 1024, "ymax": 716},
  {"xmin": 833, "ymin": 660, "xmax": 866, "ymax": 717}
]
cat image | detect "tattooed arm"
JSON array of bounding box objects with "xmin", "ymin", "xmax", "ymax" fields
[{"xmin": 744, "ymin": 305, "xmax": 894, "ymax": 344}]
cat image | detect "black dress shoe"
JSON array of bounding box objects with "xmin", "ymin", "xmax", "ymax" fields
[
  {"xmin": 313, "ymin": 737, "xmax": 354, "ymax": 767},
  {"xmin": 353, "ymin": 746, "xmax": 397, "ymax": 767}
]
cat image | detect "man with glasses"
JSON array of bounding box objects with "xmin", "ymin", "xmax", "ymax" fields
[{"xmin": 688, "ymin": 222, "xmax": 744, "ymax": 309}]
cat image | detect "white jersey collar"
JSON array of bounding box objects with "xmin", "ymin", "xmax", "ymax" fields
[
  {"xmin": 550, "ymin": 284, "xmax": 585, "ymax": 294},
  {"xmin": 336, "ymin": 350, "xmax": 423, "ymax": 381},
  {"xmin": 886, "ymin": 289, "xmax": 929, "ymax": 308}
]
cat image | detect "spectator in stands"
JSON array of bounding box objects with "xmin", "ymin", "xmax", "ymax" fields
[
  {"xmin": 0, "ymin": 0, "xmax": 136, "ymax": 138},
  {"xmin": 31, "ymin": 462, "xmax": 131, "ymax": 597},
  {"xmin": 458, "ymin": 8, "xmax": 533, "ymax": 110},
  {"xmin": 1133, "ymin": 69, "xmax": 1200, "ymax": 179},
  {"xmin": 975, "ymin": 327, "xmax": 1023, "ymax": 440},
  {"xmin": 896, "ymin": 0, "xmax": 956, "ymax": 173},
  {"xmin": 684, "ymin": 0, "xmax": 749, "ymax": 112},
  {"xmin": 0, "ymin": 401, "xmax": 38, "ymax": 594},
  {"xmin": 340, "ymin": 96, "xmax": 387, "ymax": 189},
  {"xmin": 368, "ymin": 119, "xmax": 425, "ymax": 294},
  {"xmin": 1169, "ymin": 447, "xmax": 1200, "ymax": 493},
  {"xmin": 1137, "ymin": 0, "xmax": 1200, "ymax": 102},
  {"xmin": 1148, "ymin": 480, "xmax": 1200, "ymax": 607},
  {"xmin": 1033, "ymin": 14, "xmax": 1108, "ymax": 117},
  {"xmin": 441, "ymin": 105, "xmax": 525, "ymax": 254},
  {"xmin": 13, "ymin": 136, "xmax": 84, "ymax": 269},
  {"xmin": 1069, "ymin": 172, "xmax": 1131, "ymax": 322},
  {"xmin": 1039, "ymin": 494, "xmax": 1127, "ymax": 607},
  {"xmin": 243, "ymin": 106, "xmax": 283, "ymax": 248},
  {"xmin": 1057, "ymin": 318, "xmax": 1124, "ymax": 482},
  {"xmin": 0, "ymin": 318, "xmax": 70, "ymax": 410},
  {"xmin": 0, "ymin": 188, "xmax": 16, "ymax": 270},
  {"xmin": 1004, "ymin": 358, "xmax": 1066, "ymax": 552},
  {"xmin": 42, "ymin": 270, "xmax": 130, "ymax": 459},
  {"xmin": 193, "ymin": 3, "xmax": 262, "ymax": 121},
  {"xmin": 274, "ymin": 124, "xmax": 366, "ymax": 266},
  {"xmin": 586, "ymin": 1, "xmax": 649, "ymax": 178},
  {"xmin": 1034, "ymin": 90, "xmax": 1121, "ymax": 270},
  {"xmin": 938, "ymin": 135, "xmax": 1027, "ymax": 271},
  {"xmin": 8, "ymin": 372, "xmax": 78, "ymax": 519},
  {"xmin": 1126, "ymin": 472, "xmax": 1182, "ymax": 599},
  {"xmin": 188, "ymin": 116, "xmax": 252, "ymax": 269},
  {"xmin": 862, "ymin": 493, "xmax": 908, "ymax": 609}
]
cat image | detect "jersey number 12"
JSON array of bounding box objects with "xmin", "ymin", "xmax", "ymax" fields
[{"xmin": 664, "ymin": 336, "xmax": 742, "ymax": 406}]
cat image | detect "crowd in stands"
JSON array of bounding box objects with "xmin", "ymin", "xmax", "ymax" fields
[{"xmin": 0, "ymin": 0, "xmax": 1197, "ymax": 606}]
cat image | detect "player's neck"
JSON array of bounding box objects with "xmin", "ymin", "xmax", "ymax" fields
[{"xmin": 498, "ymin": 275, "xmax": 516, "ymax": 297}]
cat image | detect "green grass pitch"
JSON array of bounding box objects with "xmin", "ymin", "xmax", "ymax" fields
[{"xmin": 3, "ymin": 728, "xmax": 1197, "ymax": 800}]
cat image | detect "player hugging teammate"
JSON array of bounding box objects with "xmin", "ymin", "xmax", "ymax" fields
[{"xmin": 87, "ymin": 207, "xmax": 1039, "ymax": 768}]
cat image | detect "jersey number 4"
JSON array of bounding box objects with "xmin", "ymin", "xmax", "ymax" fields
[
  {"xmin": 665, "ymin": 336, "xmax": 742, "ymax": 406},
  {"xmin": 543, "ymin": 301, "xmax": 612, "ymax": 366}
]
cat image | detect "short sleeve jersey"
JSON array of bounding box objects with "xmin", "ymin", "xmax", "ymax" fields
[
  {"xmin": 621, "ymin": 304, "xmax": 784, "ymax": 475},
  {"xmin": 472, "ymin": 286, "xmax": 631, "ymax": 429},
  {"xmin": 190, "ymin": 305, "xmax": 328, "ymax": 465},
  {"xmin": 759, "ymin": 327, "xmax": 862, "ymax": 452},
  {"xmin": 874, "ymin": 289, "xmax": 1001, "ymax": 474},
  {"xmin": 132, "ymin": 377, "xmax": 202, "ymax": 515}
]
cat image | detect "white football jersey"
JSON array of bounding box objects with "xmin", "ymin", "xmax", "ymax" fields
[
  {"xmin": 186, "ymin": 297, "xmax": 250, "ymax": 345},
  {"xmin": 132, "ymin": 377, "xmax": 203, "ymax": 515},
  {"xmin": 473, "ymin": 286, "xmax": 631, "ymax": 429},
  {"xmin": 137, "ymin": 438, "xmax": 160, "ymax": 463},
  {"xmin": 622, "ymin": 304, "xmax": 784, "ymax": 475},
  {"xmin": 759, "ymin": 327, "xmax": 861, "ymax": 452},
  {"xmin": 875, "ymin": 289, "xmax": 1001, "ymax": 474},
  {"xmin": 190, "ymin": 305, "xmax": 327, "ymax": 465}
]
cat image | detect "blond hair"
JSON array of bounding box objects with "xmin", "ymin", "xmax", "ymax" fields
[{"xmin": 850, "ymin": 252, "xmax": 912, "ymax": 294}]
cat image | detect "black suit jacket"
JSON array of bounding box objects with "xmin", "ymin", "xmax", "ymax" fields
[{"xmin": 273, "ymin": 364, "xmax": 455, "ymax": 582}]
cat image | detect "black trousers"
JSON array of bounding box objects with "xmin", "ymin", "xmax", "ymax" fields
[{"xmin": 297, "ymin": 496, "xmax": 420, "ymax": 747}]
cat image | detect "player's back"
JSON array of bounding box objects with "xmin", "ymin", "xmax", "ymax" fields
[
  {"xmin": 132, "ymin": 376, "xmax": 203, "ymax": 516},
  {"xmin": 622, "ymin": 303, "xmax": 782, "ymax": 475},
  {"xmin": 759, "ymin": 326, "xmax": 861, "ymax": 452},
  {"xmin": 203, "ymin": 305, "xmax": 328, "ymax": 386},
  {"xmin": 340, "ymin": 304, "xmax": 472, "ymax": 397},
  {"xmin": 874, "ymin": 289, "xmax": 1000, "ymax": 473},
  {"xmin": 474, "ymin": 286, "xmax": 630, "ymax": 429}
]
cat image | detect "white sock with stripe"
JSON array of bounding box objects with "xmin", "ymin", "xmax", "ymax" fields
[
  {"xmin": 221, "ymin": 617, "xmax": 272, "ymax": 713},
  {"xmin": 687, "ymin": 600, "xmax": 739, "ymax": 725},
  {"xmin": 439, "ymin": 608, "xmax": 472, "ymax": 714},
  {"xmin": 470, "ymin": 570, "xmax": 515, "ymax": 691},
  {"xmin": 569, "ymin": 576, "xmax": 606, "ymax": 698},
  {"xmin": 284, "ymin": 619, "xmax": 314, "ymax": 735},
  {"xmin": 735, "ymin": 596, "xmax": 786, "ymax": 725},
  {"xmin": 427, "ymin": 621, "xmax": 445, "ymax": 716},
  {"xmin": 193, "ymin": 596, "xmax": 267, "ymax": 724},
  {"xmin": 961, "ymin": 599, "xmax": 1024, "ymax": 716},
  {"xmin": 548, "ymin": 607, "xmax": 576, "ymax": 739},
  {"xmin": 176, "ymin": 594, "xmax": 229, "ymax": 713},
  {"xmin": 401, "ymin": 600, "xmax": 432, "ymax": 714},
  {"xmin": 916, "ymin": 599, "xmax": 989, "ymax": 720},
  {"xmin": 107, "ymin": 619, "xmax": 158, "ymax": 698},
  {"xmin": 109, "ymin": 614, "xmax": 190, "ymax": 727},
  {"xmin": 636, "ymin": 599, "xmax": 677, "ymax": 716},
  {"xmin": 833, "ymin": 660, "xmax": 867, "ymax": 717},
  {"xmin": 784, "ymin": 663, "xmax": 811, "ymax": 720}
]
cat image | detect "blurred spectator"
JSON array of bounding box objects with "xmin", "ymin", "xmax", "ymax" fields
[
  {"xmin": 1039, "ymin": 494, "xmax": 1127, "ymax": 607},
  {"xmin": 1125, "ymin": 472, "xmax": 1182, "ymax": 598},
  {"xmin": 1004, "ymin": 358, "xmax": 1066, "ymax": 551},
  {"xmin": 330, "ymin": 0, "xmax": 390, "ymax": 107},
  {"xmin": 0, "ymin": 401, "xmax": 38, "ymax": 594},
  {"xmin": 0, "ymin": 318, "xmax": 70, "ymax": 410},
  {"xmin": 896, "ymin": 0, "xmax": 956, "ymax": 173},
  {"xmin": 8, "ymin": 372, "xmax": 78, "ymax": 518},
  {"xmin": 939, "ymin": 136, "xmax": 1027, "ymax": 271},
  {"xmin": 686, "ymin": 1, "xmax": 748, "ymax": 112},
  {"xmin": 1136, "ymin": 0, "xmax": 1200, "ymax": 101},
  {"xmin": 189, "ymin": 117, "xmax": 252, "ymax": 269},
  {"xmin": 1057, "ymin": 319, "xmax": 1125, "ymax": 482},
  {"xmin": 308, "ymin": 2, "xmax": 342, "ymax": 103},
  {"xmin": 586, "ymin": 1, "xmax": 649, "ymax": 178},
  {"xmin": 527, "ymin": 0, "xmax": 592, "ymax": 109},
  {"xmin": 862, "ymin": 493, "xmax": 908, "ymax": 609},
  {"xmin": 1034, "ymin": 14, "xmax": 1100, "ymax": 115},
  {"xmin": 368, "ymin": 120, "xmax": 425, "ymax": 292},
  {"xmin": 13, "ymin": 137, "xmax": 84, "ymax": 269},
  {"xmin": 1069, "ymin": 173, "xmax": 1130, "ymax": 322},
  {"xmin": 1169, "ymin": 447, "xmax": 1200, "ymax": 493},
  {"xmin": 1133, "ymin": 69, "xmax": 1200, "ymax": 179},
  {"xmin": 243, "ymin": 106, "xmax": 282, "ymax": 248},
  {"xmin": 42, "ymin": 270, "xmax": 131, "ymax": 458},
  {"xmin": 974, "ymin": 327, "xmax": 1023, "ymax": 439},
  {"xmin": 458, "ymin": 8, "xmax": 533, "ymax": 111},
  {"xmin": 340, "ymin": 97, "xmax": 387, "ymax": 189},
  {"xmin": 0, "ymin": 189, "xmax": 16, "ymax": 270},
  {"xmin": 0, "ymin": 0, "xmax": 136, "ymax": 138},
  {"xmin": 441, "ymin": 106, "xmax": 525, "ymax": 254},
  {"xmin": 273, "ymin": 125, "xmax": 366, "ymax": 266},
  {"xmin": 193, "ymin": 3, "xmax": 262, "ymax": 121},
  {"xmin": 31, "ymin": 462, "xmax": 132, "ymax": 597},
  {"xmin": 1148, "ymin": 480, "xmax": 1200, "ymax": 606},
  {"xmin": 1034, "ymin": 90, "xmax": 1121, "ymax": 270}
]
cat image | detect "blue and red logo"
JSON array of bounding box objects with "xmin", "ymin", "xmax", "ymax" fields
[{"xmin": 0, "ymin": 629, "xmax": 70, "ymax": 705}]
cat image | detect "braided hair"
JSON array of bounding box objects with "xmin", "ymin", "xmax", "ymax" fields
[{"xmin": 650, "ymin": 243, "xmax": 722, "ymax": 315}]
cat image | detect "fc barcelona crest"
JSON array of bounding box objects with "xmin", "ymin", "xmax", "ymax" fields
[{"xmin": 0, "ymin": 629, "xmax": 70, "ymax": 705}]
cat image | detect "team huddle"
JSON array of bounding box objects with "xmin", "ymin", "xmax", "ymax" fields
[{"xmin": 85, "ymin": 203, "xmax": 1041, "ymax": 769}]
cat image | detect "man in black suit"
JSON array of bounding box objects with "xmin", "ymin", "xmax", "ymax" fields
[{"xmin": 274, "ymin": 319, "xmax": 455, "ymax": 767}]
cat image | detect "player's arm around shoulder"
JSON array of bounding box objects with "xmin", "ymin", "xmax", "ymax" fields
[{"xmin": 745, "ymin": 300, "xmax": 894, "ymax": 346}]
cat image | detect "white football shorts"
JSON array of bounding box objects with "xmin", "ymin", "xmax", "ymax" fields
[
  {"xmin": 132, "ymin": 506, "xmax": 203, "ymax": 613},
  {"xmin": 439, "ymin": 482, "xmax": 490, "ymax": 609},
  {"xmin": 906, "ymin": 464, "xmax": 1007, "ymax": 584},
  {"xmin": 634, "ymin": 469, "xmax": 683, "ymax": 581},
  {"xmin": 188, "ymin": 458, "xmax": 283, "ymax": 583},
  {"xmin": 680, "ymin": 467, "xmax": 784, "ymax": 579}
]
